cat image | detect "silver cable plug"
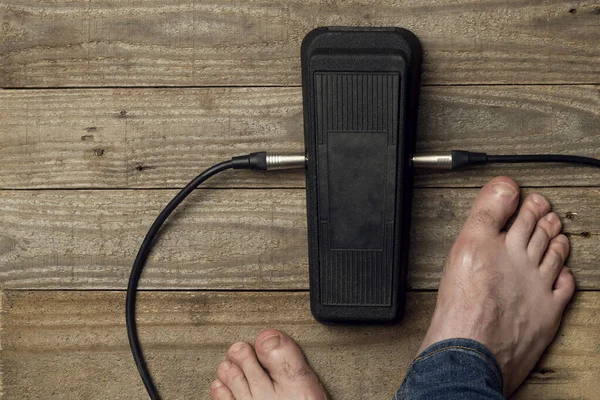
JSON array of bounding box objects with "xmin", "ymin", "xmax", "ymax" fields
[
  {"xmin": 265, "ymin": 152, "xmax": 307, "ymax": 170},
  {"xmin": 411, "ymin": 151, "xmax": 488, "ymax": 170},
  {"xmin": 232, "ymin": 152, "xmax": 306, "ymax": 170},
  {"xmin": 411, "ymin": 153, "xmax": 453, "ymax": 169}
]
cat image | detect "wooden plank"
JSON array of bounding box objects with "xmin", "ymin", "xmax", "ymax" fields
[
  {"xmin": 1, "ymin": 1, "xmax": 599, "ymax": 87},
  {"xmin": 0, "ymin": 85, "xmax": 598, "ymax": 189},
  {"xmin": 1, "ymin": 187, "xmax": 598, "ymax": 290},
  {"xmin": 1, "ymin": 290, "xmax": 598, "ymax": 399}
]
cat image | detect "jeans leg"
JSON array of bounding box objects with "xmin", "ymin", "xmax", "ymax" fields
[{"xmin": 394, "ymin": 338, "xmax": 505, "ymax": 400}]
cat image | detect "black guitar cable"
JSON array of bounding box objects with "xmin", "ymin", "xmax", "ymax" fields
[
  {"xmin": 126, "ymin": 152, "xmax": 306, "ymax": 399},
  {"xmin": 126, "ymin": 149, "xmax": 600, "ymax": 399},
  {"xmin": 411, "ymin": 150, "xmax": 600, "ymax": 169}
]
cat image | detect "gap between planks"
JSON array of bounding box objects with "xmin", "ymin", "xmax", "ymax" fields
[{"xmin": 2, "ymin": 83, "xmax": 599, "ymax": 90}]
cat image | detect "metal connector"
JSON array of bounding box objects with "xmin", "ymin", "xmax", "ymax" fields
[
  {"xmin": 266, "ymin": 153, "xmax": 307, "ymax": 170},
  {"xmin": 411, "ymin": 153, "xmax": 453, "ymax": 169}
]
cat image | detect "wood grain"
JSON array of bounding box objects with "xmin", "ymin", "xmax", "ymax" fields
[
  {"xmin": 1, "ymin": 187, "xmax": 598, "ymax": 290},
  {"xmin": 0, "ymin": 85, "xmax": 598, "ymax": 189},
  {"xmin": 1, "ymin": 290, "xmax": 598, "ymax": 399},
  {"xmin": 1, "ymin": 1, "xmax": 599, "ymax": 87}
]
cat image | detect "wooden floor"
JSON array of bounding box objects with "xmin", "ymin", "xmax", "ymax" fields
[{"xmin": 1, "ymin": 1, "xmax": 599, "ymax": 399}]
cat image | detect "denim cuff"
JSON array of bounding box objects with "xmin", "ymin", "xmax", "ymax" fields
[{"xmin": 395, "ymin": 338, "xmax": 505, "ymax": 400}]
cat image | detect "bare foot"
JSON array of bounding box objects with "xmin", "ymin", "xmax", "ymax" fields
[
  {"xmin": 211, "ymin": 329, "xmax": 328, "ymax": 400},
  {"xmin": 418, "ymin": 177, "xmax": 575, "ymax": 396}
]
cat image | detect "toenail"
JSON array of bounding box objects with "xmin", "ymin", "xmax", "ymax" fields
[
  {"xmin": 546, "ymin": 213, "xmax": 555, "ymax": 222},
  {"xmin": 531, "ymin": 195, "xmax": 545, "ymax": 205},
  {"xmin": 220, "ymin": 360, "xmax": 232, "ymax": 371},
  {"xmin": 230, "ymin": 342, "xmax": 245, "ymax": 353},
  {"xmin": 260, "ymin": 334, "xmax": 281, "ymax": 351},
  {"xmin": 211, "ymin": 380, "xmax": 223, "ymax": 389},
  {"xmin": 557, "ymin": 235, "xmax": 569, "ymax": 244},
  {"xmin": 492, "ymin": 182, "xmax": 517, "ymax": 196}
]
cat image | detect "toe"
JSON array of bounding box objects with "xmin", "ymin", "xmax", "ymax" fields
[
  {"xmin": 527, "ymin": 212, "xmax": 562, "ymax": 263},
  {"xmin": 211, "ymin": 379, "xmax": 234, "ymax": 400},
  {"xmin": 462, "ymin": 177, "xmax": 519, "ymax": 236},
  {"xmin": 227, "ymin": 342, "xmax": 273, "ymax": 395},
  {"xmin": 506, "ymin": 193, "xmax": 551, "ymax": 248},
  {"xmin": 540, "ymin": 234, "xmax": 570, "ymax": 285},
  {"xmin": 217, "ymin": 360, "xmax": 252, "ymax": 400},
  {"xmin": 553, "ymin": 267, "xmax": 576, "ymax": 307},
  {"xmin": 254, "ymin": 330, "xmax": 322, "ymax": 391}
]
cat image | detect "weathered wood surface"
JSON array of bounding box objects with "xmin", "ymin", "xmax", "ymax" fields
[
  {"xmin": 1, "ymin": 0, "xmax": 599, "ymax": 398},
  {"xmin": 1, "ymin": 85, "xmax": 599, "ymax": 189},
  {"xmin": 1, "ymin": 1, "xmax": 599, "ymax": 87},
  {"xmin": 1, "ymin": 187, "xmax": 598, "ymax": 290},
  {"xmin": 1, "ymin": 291, "xmax": 598, "ymax": 399}
]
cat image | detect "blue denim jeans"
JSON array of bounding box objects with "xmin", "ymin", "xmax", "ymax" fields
[{"xmin": 394, "ymin": 338, "xmax": 505, "ymax": 400}]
